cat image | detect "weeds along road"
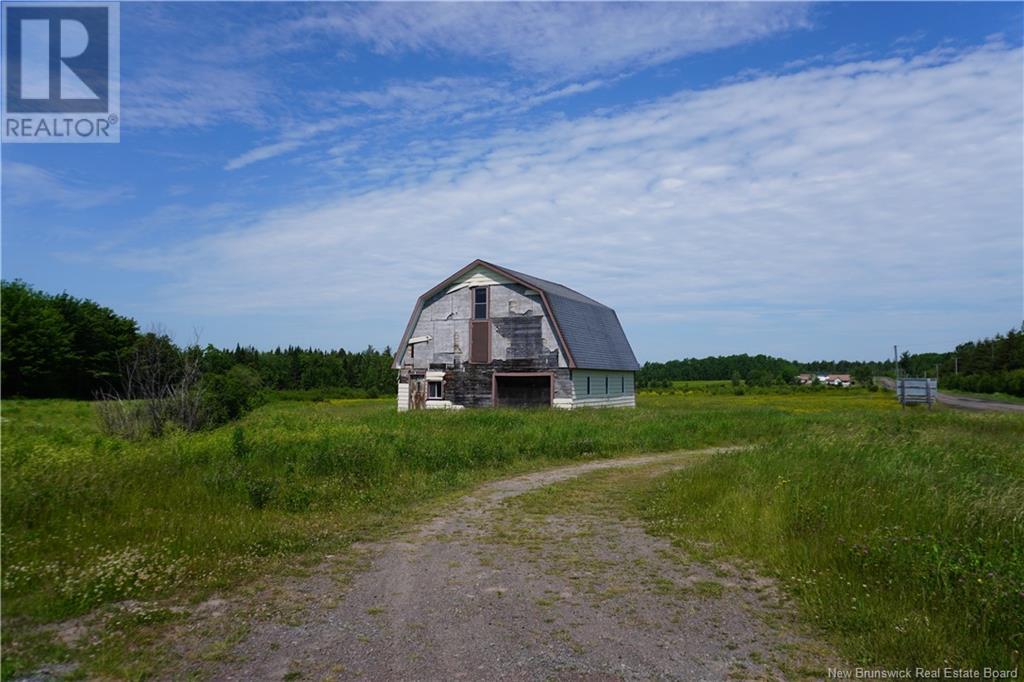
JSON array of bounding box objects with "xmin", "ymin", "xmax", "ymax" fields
[
  {"xmin": 876, "ymin": 377, "xmax": 1024, "ymax": 413},
  {"xmin": 171, "ymin": 448, "xmax": 837, "ymax": 680}
]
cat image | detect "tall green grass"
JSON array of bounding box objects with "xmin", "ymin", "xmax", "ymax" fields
[
  {"xmin": 638, "ymin": 408, "xmax": 1024, "ymax": 671},
  {"xmin": 2, "ymin": 390, "xmax": 1020, "ymax": 676},
  {"xmin": 1, "ymin": 393, "xmax": 796, "ymax": 626}
]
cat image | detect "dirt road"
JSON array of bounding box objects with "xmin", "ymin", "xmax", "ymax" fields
[
  {"xmin": 174, "ymin": 449, "xmax": 833, "ymax": 680},
  {"xmin": 876, "ymin": 378, "xmax": 1024, "ymax": 413}
]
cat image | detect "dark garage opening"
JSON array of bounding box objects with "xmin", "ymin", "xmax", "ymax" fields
[{"xmin": 494, "ymin": 374, "xmax": 552, "ymax": 408}]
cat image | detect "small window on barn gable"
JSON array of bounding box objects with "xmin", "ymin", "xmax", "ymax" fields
[
  {"xmin": 473, "ymin": 287, "xmax": 488, "ymax": 320},
  {"xmin": 428, "ymin": 381, "xmax": 442, "ymax": 399},
  {"xmin": 621, "ymin": 376, "xmax": 625, "ymax": 393},
  {"xmin": 605, "ymin": 376, "xmax": 609, "ymax": 394},
  {"xmin": 586, "ymin": 376, "xmax": 591, "ymax": 395}
]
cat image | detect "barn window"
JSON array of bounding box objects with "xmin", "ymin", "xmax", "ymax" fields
[
  {"xmin": 586, "ymin": 376, "xmax": 590, "ymax": 395},
  {"xmin": 605, "ymin": 376, "xmax": 609, "ymax": 394},
  {"xmin": 427, "ymin": 381, "xmax": 442, "ymax": 399},
  {"xmin": 473, "ymin": 287, "xmax": 488, "ymax": 320},
  {"xmin": 621, "ymin": 376, "xmax": 625, "ymax": 392}
]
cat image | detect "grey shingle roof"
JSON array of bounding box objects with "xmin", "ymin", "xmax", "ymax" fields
[{"xmin": 486, "ymin": 262, "xmax": 640, "ymax": 372}]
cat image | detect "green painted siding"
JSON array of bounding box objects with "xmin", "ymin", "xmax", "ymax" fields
[{"xmin": 571, "ymin": 370, "xmax": 635, "ymax": 407}]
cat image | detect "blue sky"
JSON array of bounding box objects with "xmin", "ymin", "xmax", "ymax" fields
[{"xmin": 2, "ymin": 2, "xmax": 1022, "ymax": 362}]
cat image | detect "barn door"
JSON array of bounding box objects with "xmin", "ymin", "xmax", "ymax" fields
[
  {"xmin": 410, "ymin": 378, "xmax": 427, "ymax": 409},
  {"xmin": 470, "ymin": 321, "xmax": 489, "ymax": 363},
  {"xmin": 494, "ymin": 374, "xmax": 552, "ymax": 407}
]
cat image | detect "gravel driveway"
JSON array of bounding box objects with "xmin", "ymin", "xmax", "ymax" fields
[{"xmin": 178, "ymin": 449, "xmax": 835, "ymax": 681}]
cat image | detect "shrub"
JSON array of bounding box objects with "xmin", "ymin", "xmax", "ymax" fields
[
  {"xmin": 203, "ymin": 365, "xmax": 265, "ymax": 426},
  {"xmin": 745, "ymin": 369, "xmax": 777, "ymax": 387},
  {"xmin": 1006, "ymin": 369, "xmax": 1024, "ymax": 396}
]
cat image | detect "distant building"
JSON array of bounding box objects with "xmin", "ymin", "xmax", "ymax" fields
[
  {"xmin": 394, "ymin": 260, "xmax": 639, "ymax": 410},
  {"xmin": 796, "ymin": 373, "xmax": 852, "ymax": 387}
]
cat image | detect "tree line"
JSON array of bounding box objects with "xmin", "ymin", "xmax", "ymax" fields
[
  {"xmin": 200, "ymin": 344, "xmax": 395, "ymax": 397},
  {"xmin": 1, "ymin": 280, "xmax": 396, "ymax": 400},
  {"xmin": 637, "ymin": 325, "xmax": 1024, "ymax": 397},
  {"xmin": 938, "ymin": 325, "xmax": 1024, "ymax": 396},
  {"xmin": 636, "ymin": 354, "xmax": 893, "ymax": 388},
  {"xmin": 4, "ymin": 280, "xmax": 1019, "ymax": 401}
]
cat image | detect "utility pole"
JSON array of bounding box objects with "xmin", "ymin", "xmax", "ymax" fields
[{"xmin": 894, "ymin": 345, "xmax": 902, "ymax": 407}]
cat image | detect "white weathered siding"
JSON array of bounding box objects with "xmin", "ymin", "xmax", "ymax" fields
[
  {"xmin": 571, "ymin": 370, "xmax": 635, "ymax": 408},
  {"xmin": 397, "ymin": 382, "xmax": 410, "ymax": 412},
  {"xmin": 424, "ymin": 400, "xmax": 463, "ymax": 410},
  {"xmin": 397, "ymin": 269, "xmax": 568, "ymax": 369}
]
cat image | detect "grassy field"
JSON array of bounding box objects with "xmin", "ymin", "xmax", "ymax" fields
[
  {"xmin": 2, "ymin": 390, "xmax": 1022, "ymax": 677},
  {"xmin": 637, "ymin": 404, "xmax": 1024, "ymax": 671}
]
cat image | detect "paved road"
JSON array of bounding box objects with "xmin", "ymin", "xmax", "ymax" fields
[{"xmin": 877, "ymin": 378, "xmax": 1024, "ymax": 413}]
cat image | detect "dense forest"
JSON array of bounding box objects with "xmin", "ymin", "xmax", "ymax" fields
[
  {"xmin": 2, "ymin": 280, "xmax": 138, "ymax": 399},
  {"xmin": 0, "ymin": 280, "xmax": 395, "ymax": 400},
  {"xmin": 938, "ymin": 326, "xmax": 1024, "ymax": 396}
]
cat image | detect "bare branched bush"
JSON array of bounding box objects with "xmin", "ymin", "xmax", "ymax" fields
[
  {"xmin": 95, "ymin": 330, "xmax": 206, "ymax": 438},
  {"xmin": 94, "ymin": 396, "xmax": 153, "ymax": 440}
]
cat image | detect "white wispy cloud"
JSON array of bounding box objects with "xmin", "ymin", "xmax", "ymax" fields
[
  {"xmin": 112, "ymin": 42, "xmax": 1021, "ymax": 346},
  {"xmin": 218, "ymin": 2, "xmax": 809, "ymax": 169},
  {"xmin": 222, "ymin": 76, "xmax": 616, "ymax": 170},
  {"xmin": 292, "ymin": 2, "xmax": 811, "ymax": 77},
  {"xmin": 120, "ymin": 4, "xmax": 289, "ymax": 131},
  {"xmin": 225, "ymin": 140, "xmax": 305, "ymax": 172},
  {"xmin": 125, "ymin": 64, "xmax": 278, "ymax": 130},
  {"xmin": 223, "ymin": 114, "xmax": 372, "ymax": 170},
  {"xmin": 2, "ymin": 162, "xmax": 131, "ymax": 209}
]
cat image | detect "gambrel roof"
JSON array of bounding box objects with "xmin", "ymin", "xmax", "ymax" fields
[{"xmin": 394, "ymin": 259, "xmax": 640, "ymax": 371}]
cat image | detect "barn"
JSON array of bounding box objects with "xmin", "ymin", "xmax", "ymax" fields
[{"xmin": 394, "ymin": 259, "xmax": 640, "ymax": 410}]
